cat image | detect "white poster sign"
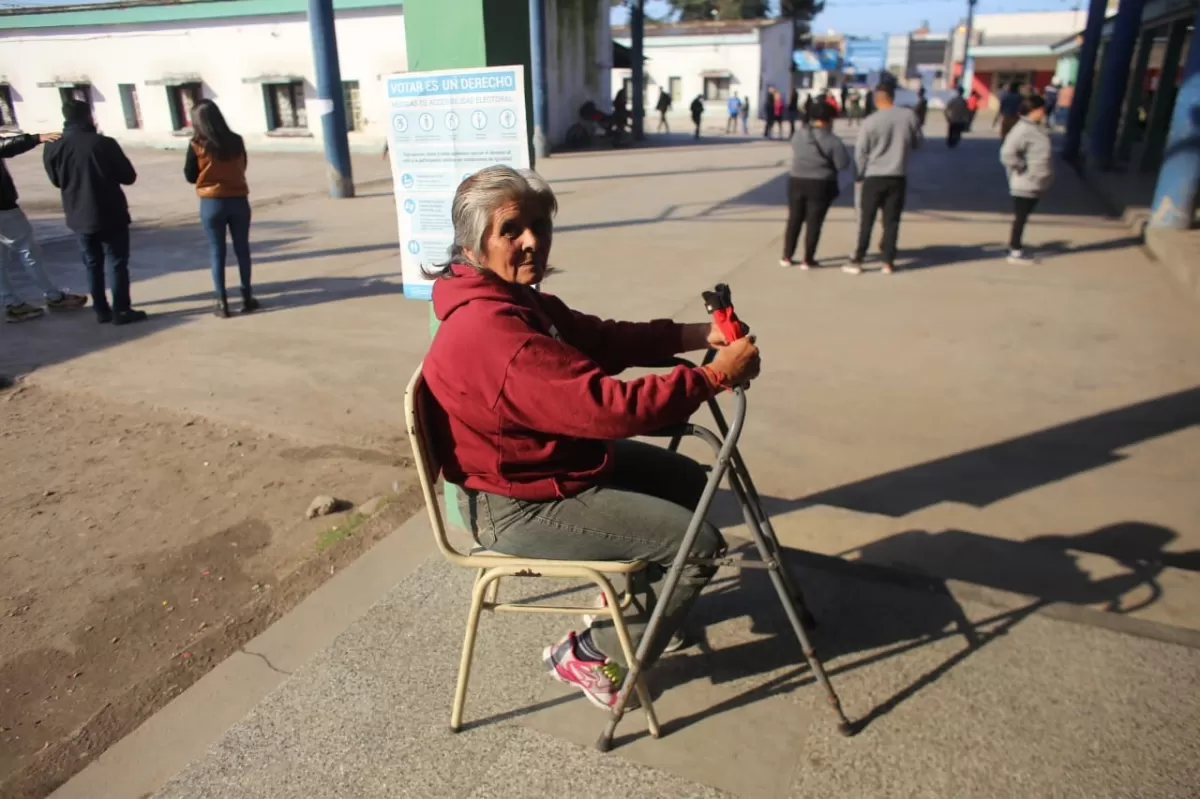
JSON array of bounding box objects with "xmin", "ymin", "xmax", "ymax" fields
[{"xmin": 383, "ymin": 65, "xmax": 530, "ymax": 300}]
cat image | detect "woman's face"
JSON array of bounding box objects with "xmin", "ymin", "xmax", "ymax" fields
[{"xmin": 471, "ymin": 198, "xmax": 552, "ymax": 285}]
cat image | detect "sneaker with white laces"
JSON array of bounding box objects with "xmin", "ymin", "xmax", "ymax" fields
[
  {"xmin": 842, "ymin": 262, "xmax": 864, "ymax": 275},
  {"xmin": 798, "ymin": 260, "xmax": 814, "ymax": 270},
  {"xmin": 5, "ymin": 303, "xmax": 45, "ymax": 323},
  {"xmin": 779, "ymin": 258, "xmax": 793, "ymax": 268},
  {"xmin": 543, "ymin": 631, "xmax": 626, "ymax": 710},
  {"xmin": 45, "ymin": 292, "xmax": 88, "ymax": 311},
  {"xmin": 880, "ymin": 264, "xmax": 895, "ymax": 274},
  {"xmin": 1006, "ymin": 249, "xmax": 1038, "ymax": 264}
]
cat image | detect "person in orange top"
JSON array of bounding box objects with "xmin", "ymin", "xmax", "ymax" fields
[{"xmin": 184, "ymin": 100, "xmax": 259, "ymax": 318}]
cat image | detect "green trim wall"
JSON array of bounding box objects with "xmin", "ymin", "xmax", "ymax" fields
[{"xmin": 0, "ymin": 0, "xmax": 402, "ymax": 31}]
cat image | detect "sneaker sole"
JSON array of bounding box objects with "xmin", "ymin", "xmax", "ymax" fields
[
  {"xmin": 542, "ymin": 644, "xmax": 615, "ymax": 712},
  {"xmin": 5, "ymin": 312, "xmax": 45, "ymax": 323}
]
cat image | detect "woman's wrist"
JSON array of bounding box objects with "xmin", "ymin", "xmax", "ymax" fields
[{"xmin": 680, "ymin": 322, "xmax": 711, "ymax": 353}]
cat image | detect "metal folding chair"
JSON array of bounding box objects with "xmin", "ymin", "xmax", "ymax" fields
[{"xmin": 404, "ymin": 365, "xmax": 661, "ymax": 736}]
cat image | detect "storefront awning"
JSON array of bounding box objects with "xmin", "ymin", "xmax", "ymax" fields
[
  {"xmin": 145, "ymin": 73, "xmax": 203, "ymax": 86},
  {"xmin": 36, "ymin": 78, "xmax": 90, "ymax": 88},
  {"xmin": 241, "ymin": 74, "xmax": 304, "ymax": 84},
  {"xmin": 700, "ymin": 69, "xmax": 733, "ymax": 79}
]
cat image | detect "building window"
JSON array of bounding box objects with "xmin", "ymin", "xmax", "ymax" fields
[
  {"xmin": 703, "ymin": 77, "xmax": 731, "ymax": 101},
  {"xmin": 668, "ymin": 76, "xmax": 682, "ymax": 103},
  {"xmin": 342, "ymin": 80, "xmax": 363, "ymax": 132},
  {"xmin": 0, "ymin": 85, "xmax": 17, "ymax": 129},
  {"xmin": 118, "ymin": 84, "xmax": 142, "ymax": 129},
  {"xmin": 58, "ymin": 84, "xmax": 91, "ymax": 106},
  {"xmin": 167, "ymin": 83, "xmax": 202, "ymax": 131},
  {"xmin": 263, "ymin": 81, "xmax": 307, "ymax": 130}
]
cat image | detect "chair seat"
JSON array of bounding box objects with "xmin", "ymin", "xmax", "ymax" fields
[{"xmin": 466, "ymin": 545, "xmax": 646, "ymax": 574}]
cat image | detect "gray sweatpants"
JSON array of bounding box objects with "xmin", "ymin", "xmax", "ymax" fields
[{"xmin": 458, "ymin": 440, "xmax": 724, "ymax": 667}]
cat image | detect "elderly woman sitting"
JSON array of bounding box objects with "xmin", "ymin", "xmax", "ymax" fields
[{"xmin": 422, "ymin": 165, "xmax": 761, "ymax": 710}]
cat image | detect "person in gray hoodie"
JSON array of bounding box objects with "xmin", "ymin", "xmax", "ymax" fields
[
  {"xmin": 780, "ymin": 101, "xmax": 850, "ymax": 268},
  {"xmin": 999, "ymin": 94, "xmax": 1053, "ymax": 264},
  {"xmin": 847, "ymin": 80, "xmax": 922, "ymax": 274}
]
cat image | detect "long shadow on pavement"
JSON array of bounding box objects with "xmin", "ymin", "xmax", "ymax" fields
[{"xmin": 617, "ymin": 521, "xmax": 1188, "ymax": 741}]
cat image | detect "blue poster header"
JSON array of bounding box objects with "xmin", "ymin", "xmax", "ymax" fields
[{"xmin": 388, "ymin": 69, "xmax": 519, "ymax": 98}]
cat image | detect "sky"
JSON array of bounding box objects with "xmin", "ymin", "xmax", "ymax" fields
[{"xmin": 615, "ymin": 0, "xmax": 1087, "ymax": 39}]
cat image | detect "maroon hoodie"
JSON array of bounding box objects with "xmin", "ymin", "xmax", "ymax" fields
[{"xmin": 422, "ymin": 266, "xmax": 715, "ymax": 501}]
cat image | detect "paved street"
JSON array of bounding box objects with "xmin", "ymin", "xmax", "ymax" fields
[{"xmin": 6, "ymin": 119, "xmax": 1197, "ymax": 798}]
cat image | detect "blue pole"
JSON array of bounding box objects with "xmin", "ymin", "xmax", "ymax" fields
[
  {"xmin": 307, "ymin": 0, "xmax": 354, "ymax": 198},
  {"xmin": 631, "ymin": 0, "xmax": 645, "ymax": 140},
  {"xmin": 1149, "ymin": 6, "xmax": 1200, "ymax": 230},
  {"xmin": 1087, "ymin": 0, "xmax": 1145, "ymax": 169},
  {"xmin": 529, "ymin": 0, "xmax": 549, "ymax": 162},
  {"xmin": 1063, "ymin": 0, "xmax": 1109, "ymax": 162}
]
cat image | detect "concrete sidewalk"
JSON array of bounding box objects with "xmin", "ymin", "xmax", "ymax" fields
[{"xmin": 16, "ymin": 119, "xmax": 1200, "ymax": 797}]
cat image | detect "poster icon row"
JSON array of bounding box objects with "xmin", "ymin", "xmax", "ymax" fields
[{"xmin": 391, "ymin": 109, "xmax": 518, "ymax": 134}]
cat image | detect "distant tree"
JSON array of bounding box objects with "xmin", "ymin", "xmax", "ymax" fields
[
  {"xmin": 668, "ymin": 1, "xmax": 770, "ymax": 21},
  {"xmin": 780, "ymin": 0, "xmax": 824, "ymax": 50}
]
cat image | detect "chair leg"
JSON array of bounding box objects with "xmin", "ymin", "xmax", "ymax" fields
[
  {"xmin": 451, "ymin": 569, "xmax": 493, "ymax": 733},
  {"xmin": 597, "ymin": 576, "xmax": 661, "ymax": 740},
  {"xmin": 485, "ymin": 576, "xmax": 501, "ymax": 606}
]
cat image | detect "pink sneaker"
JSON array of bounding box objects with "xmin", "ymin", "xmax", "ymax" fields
[{"xmin": 543, "ymin": 631, "xmax": 625, "ymax": 710}]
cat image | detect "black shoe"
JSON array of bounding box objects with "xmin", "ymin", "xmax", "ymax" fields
[
  {"xmin": 239, "ymin": 293, "xmax": 260, "ymax": 314},
  {"xmin": 96, "ymin": 308, "xmax": 113, "ymax": 324},
  {"xmin": 112, "ymin": 309, "xmax": 148, "ymax": 326},
  {"xmin": 214, "ymin": 299, "xmax": 231, "ymax": 319}
]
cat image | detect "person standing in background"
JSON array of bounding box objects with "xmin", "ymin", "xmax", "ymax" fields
[
  {"xmin": 840, "ymin": 82, "xmax": 849, "ymax": 113},
  {"xmin": 773, "ymin": 89, "xmax": 786, "ymax": 136},
  {"xmin": 864, "ymin": 87, "xmax": 877, "ymax": 117},
  {"xmin": 1042, "ymin": 80, "xmax": 1060, "ymax": 132},
  {"xmin": 1053, "ymin": 83, "xmax": 1073, "ymax": 131},
  {"xmin": 788, "ymin": 88, "xmax": 800, "ymax": 138},
  {"xmin": 185, "ymin": 99, "xmax": 259, "ymax": 318},
  {"xmin": 739, "ymin": 93, "xmax": 750, "ymax": 134},
  {"xmin": 726, "ymin": 92, "xmax": 742, "ymax": 134},
  {"xmin": 655, "ymin": 88, "xmax": 672, "ymax": 133},
  {"xmin": 847, "ymin": 90, "xmax": 863, "ymax": 127},
  {"xmin": 690, "ymin": 94, "xmax": 705, "ymax": 139},
  {"xmin": 780, "ymin": 101, "xmax": 850, "ymax": 269},
  {"xmin": 995, "ymin": 82, "xmax": 1024, "ymax": 141},
  {"xmin": 847, "ymin": 80, "xmax": 923, "ymax": 275},
  {"xmin": 999, "ymin": 94, "xmax": 1053, "ymax": 264},
  {"xmin": 944, "ymin": 86, "xmax": 971, "ymax": 147},
  {"xmin": 44, "ymin": 100, "xmax": 146, "ymax": 325},
  {"xmin": 763, "ymin": 87, "xmax": 779, "ymax": 139},
  {"xmin": 914, "ymin": 87, "xmax": 929, "ymax": 129},
  {"xmin": 966, "ymin": 90, "xmax": 981, "ymax": 129},
  {"xmin": 1, "ymin": 131, "xmax": 88, "ymax": 322}
]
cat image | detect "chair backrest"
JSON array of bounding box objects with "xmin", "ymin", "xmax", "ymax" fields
[{"xmin": 404, "ymin": 364, "xmax": 471, "ymax": 565}]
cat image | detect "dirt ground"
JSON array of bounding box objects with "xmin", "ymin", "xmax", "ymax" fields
[{"xmin": 0, "ymin": 379, "xmax": 421, "ymax": 798}]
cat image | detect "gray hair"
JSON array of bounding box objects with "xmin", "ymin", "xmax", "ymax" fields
[{"xmin": 426, "ymin": 165, "xmax": 557, "ymax": 277}]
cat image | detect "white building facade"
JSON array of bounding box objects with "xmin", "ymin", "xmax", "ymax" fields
[
  {"xmin": 0, "ymin": 0, "xmax": 610, "ymax": 152},
  {"xmin": 611, "ymin": 19, "xmax": 793, "ymax": 120}
]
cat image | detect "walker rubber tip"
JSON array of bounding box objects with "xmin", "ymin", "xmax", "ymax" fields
[
  {"xmin": 837, "ymin": 721, "xmax": 856, "ymax": 738},
  {"xmin": 450, "ymin": 724, "xmax": 462, "ymax": 734},
  {"xmin": 595, "ymin": 734, "xmax": 613, "ymax": 753}
]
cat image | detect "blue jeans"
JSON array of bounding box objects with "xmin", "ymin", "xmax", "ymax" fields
[
  {"xmin": 77, "ymin": 225, "xmax": 131, "ymax": 316},
  {"xmin": 0, "ymin": 207, "xmax": 63, "ymax": 307},
  {"xmin": 199, "ymin": 196, "xmax": 252, "ymax": 297}
]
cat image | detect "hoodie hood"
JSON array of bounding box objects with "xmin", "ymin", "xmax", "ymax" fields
[
  {"xmin": 62, "ymin": 100, "xmax": 97, "ymax": 133},
  {"xmin": 431, "ymin": 263, "xmax": 535, "ymax": 322}
]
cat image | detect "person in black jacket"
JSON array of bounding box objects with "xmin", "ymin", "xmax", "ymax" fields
[
  {"xmin": 43, "ymin": 100, "xmax": 146, "ymax": 325},
  {"xmin": 1, "ymin": 132, "xmax": 87, "ymax": 322}
]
